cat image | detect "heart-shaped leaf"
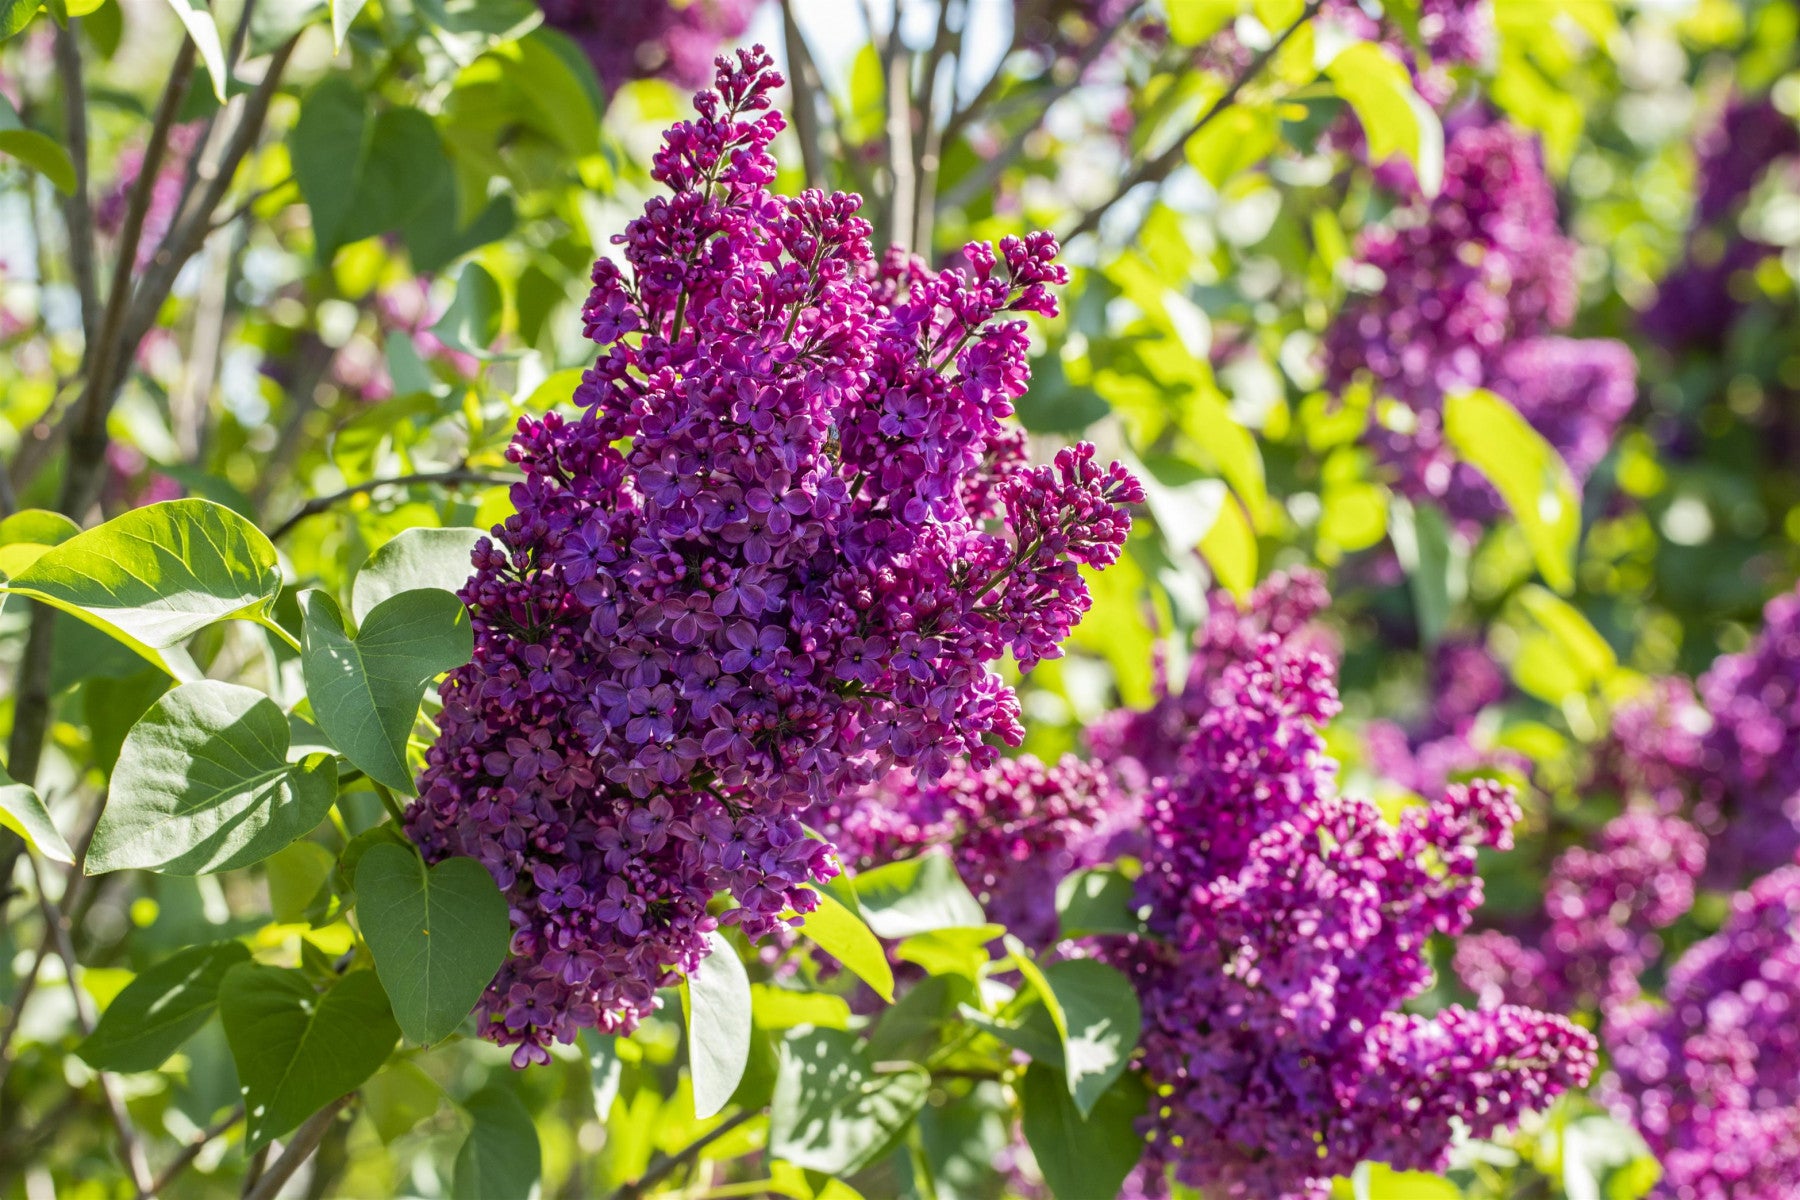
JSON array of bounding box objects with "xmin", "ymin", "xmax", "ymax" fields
[
  {"xmin": 76, "ymin": 941, "xmax": 250, "ymax": 1072},
  {"xmin": 351, "ymin": 527, "xmax": 483, "ymax": 625},
  {"xmin": 769, "ymin": 1027, "xmax": 930, "ymax": 1176},
  {"xmin": 88, "ymin": 681, "xmax": 339, "ymax": 876},
  {"xmin": 1038, "ymin": 958, "xmax": 1142, "ymax": 1117},
  {"xmin": 1, "ymin": 499, "xmax": 282, "ymax": 681},
  {"xmin": 220, "ymin": 964, "xmax": 399, "ymax": 1149},
  {"xmin": 686, "ymin": 929, "xmax": 752, "ymax": 1120},
  {"xmin": 0, "ymin": 762, "xmax": 73, "ymax": 865},
  {"xmin": 453, "ymin": 1085, "xmax": 541, "ymax": 1200},
  {"xmin": 355, "ymin": 843, "xmax": 509, "ymax": 1045},
  {"xmin": 301, "ymin": 589, "xmax": 471, "ymax": 793}
]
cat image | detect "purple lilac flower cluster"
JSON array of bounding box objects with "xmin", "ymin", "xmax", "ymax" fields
[
  {"xmin": 1325, "ymin": 116, "xmax": 1638, "ymax": 523},
  {"xmin": 817, "ymin": 754, "xmax": 1135, "ymax": 948},
  {"xmin": 538, "ymin": 0, "xmax": 763, "ymax": 93},
  {"xmin": 1364, "ymin": 635, "xmax": 1526, "ymax": 799},
  {"xmin": 96, "ymin": 121, "xmax": 204, "ymax": 270},
  {"xmin": 406, "ymin": 50, "xmax": 1141, "ymax": 1064},
  {"xmin": 1643, "ymin": 95, "xmax": 1800, "ymax": 351},
  {"xmin": 1693, "ymin": 582, "xmax": 1800, "ymax": 877},
  {"xmin": 1603, "ymin": 861, "xmax": 1800, "ymax": 1200},
  {"xmin": 1104, "ymin": 634, "xmax": 1595, "ymax": 1198},
  {"xmin": 1085, "ymin": 567, "xmax": 1331, "ymax": 785},
  {"xmin": 1454, "ymin": 811, "xmax": 1708, "ymax": 1015}
]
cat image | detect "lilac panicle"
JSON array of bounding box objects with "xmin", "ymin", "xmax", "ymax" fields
[
  {"xmin": 538, "ymin": 0, "xmax": 764, "ymax": 92},
  {"xmin": 1327, "ymin": 116, "xmax": 1637, "ymax": 523},
  {"xmin": 1455, "ymin": 811, "xmax": 1707, "ymax": 1015},
  {"xmin": 1105, "ymin": 632, "xmax": 1594, "ymax": 1198},
  {"xmin": 406, "ymin": 49, "xmax": 1140, "ymax": 1064},
  {"xmin": 1604, "ymin": 861, "xmax": 1800, "ymax": 1200}
]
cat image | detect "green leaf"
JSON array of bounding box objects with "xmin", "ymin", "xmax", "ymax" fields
[
  {"xmin": 76, "ymin": 941, "xmax": 249, "ymax": 1072},
  {"xmin": 1055, "ymin": 868, "xmax": 1142, "ymax": 939},
  {"xmin": 1389, "ymin": 498, "xmax": 1463, "ymax": 648},
  {"xmin": 769, "ymin": 1027, "xmax": 930, "ymax": 1176},
  {"xmin": 1019, "ymin": 1062, "xmax": 1148, "ymax": 1200},
  {"xmin": 791, "ymin": 886, "xmax": 894, "ymax": 1003},
  {"xmin": 453, "ymin": 1085, "xmax": 541, "ymax": 1200},
  {"xmin": 0, "ymin": 499, "xmax": 282, "ymax": 681},
  {"xmin": 851, "ymin": 850, "xmax": 986, "ymax": 939},
  {"xmin": 162, "ymin": 0, "xmax": 229, "ymax": 102},
  {"xmin": 581, "ymin": 1030, "xmax": 623, "ymax": 1117},
  {"xmin": 895, "ymin": 925, "xmax": 1002, "ymax": 985},
  {"xmin": 1352, "ymin": 1162, "xmax": 1462, "ymax": 1200},
  {"xmin": 354, "ymin": 843, "xmax": 509, "ymax": 1045},
  {"xmin": 1517, "ymin": 585, "xmax": 1617, "ymax": 687},
  {"xmin": 289, "ymin": 75, "xmax": 369, "ymax": 263},
  {"xmin": 1199, "ymin": 485, "xmax": 1257, "ymax": 602},
  {"xmin": 0, "ymin": 508, "xmax": 80, "ymax": 579},
  {"xmin": 686, "ymin": 929, "xmax": 752, "ymax": 1120},
  {"xmin": 363, "ymin": 1059, "xmax": 444, "ymax": 1143},
  {"xmin": 351, "ymin": 527, "xmax": 482, "ymax": 625},
  {"xmin": 1, "ymin": 0, "xmax": 40, "ymax": 39},
  {"xmin": 430, "ymin": 262, "xmax": 504, "ymax": 357},
  {"xmin": 1036, "ymin": 959, "xmax": 1141, "ymax": 1117},
  {"xmin": 88, "ymin": 681, "xmax": 339, "ymax": 876},
  {"xmin": 300, "ymin": 589, "xmax": 471, "ymax": 793},
  {"xmin": 266, "ymin": 840, "xmax": 336, "ymax": 924},
  {"xmin": 0, "ymin": 762, "xmax": 74, "ymax": 865},
  {"xmin": 0, "ymin": 93, "xmax": 76, "ymax": 192},
  {"xmin": 1168, "ymin": 0, "xmax": 1238, "ymax": 43},
  {"xmin": 1324, "ymin": 41, "xmax": 1444, "ymax": 196},
  {"xmin": 220, "ymin": 964, "xmax": 398, "ymax": 1149},
  {"xmin": 329, "ymin": 0, "xmax": 365, "ymax": 47},
  {"xmin": 1444, "ymin": 387, "xmax": 1581, "ymax": 592}
]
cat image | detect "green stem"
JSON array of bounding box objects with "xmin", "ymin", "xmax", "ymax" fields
[{"xmin": 371, "ymin": 783, "xmax": 408, "ymax": 825}]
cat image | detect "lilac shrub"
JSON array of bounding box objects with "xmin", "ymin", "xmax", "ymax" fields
[
  {"xmin": 1604, "ymin": 862, "xmax": 1800, "ymax": 1199},
  {"xmin": 1103, "ymin": 634, "xmax": 1595, "ymax": 1197},
  {"xmin": 405, "ymin": 50, "xmax": 1140, "ymax": 1064}
]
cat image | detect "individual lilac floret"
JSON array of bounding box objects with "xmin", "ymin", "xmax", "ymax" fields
[
  {"xmin": 538, "ymin": 0, "xmax": 764, "ymax": 92},
  {"xmin": 1695, "ymin": 582, "xmax": 1800, "ymax": 877},
  {"xmin": 818, "ymin": 754, "xmax": 1136, "ymax": 949},
  {"xmin": 406, "ymin": 50, "xmax": 1140, "ymax": 1065},
  {"xmin": 1455, "ymin": 811, "xmax": 1707, "ymax": 1015},
  {"xmin": 1604, "ymin": 861, "xmax": 1800, "ymax": 1200},
  {"xmin": 1085, "ymin": 567, "xmax": 1330, "ymax": 786},
  {"xmin": 1104, "ymin": 634, "xmax": 1594, "ymax": 1198}
]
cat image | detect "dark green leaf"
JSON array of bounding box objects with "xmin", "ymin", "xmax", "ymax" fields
[
  {"xmin": 0, "ymin": 93, "xmax": 75, "ymax": 192},
  {"xmin": 76, "ymin": 941, "xmax": 249, "ymax": 1072},
  {"xmin": 88, "ymin": 681, "xmax": 339, "ymax": 876},
  {"xmin": 429, "ymin": 262, "xmax": 503, "ymax": 357},
  {"xmin": 265, "ymin": 840, "xmax": 335, "ymax": 924},
  {"xmin": 1019, "ymin": 1062, "xmax": 1148, "ymax": 1200},
  {"xmin": 351, "ymin": 527, "xmax": 482, "ymax": 625},
  {"xmin": 219, "ymin": 964, "xmax": 398, "ymax": 1149},
  {"xmin": 686, "ymin": 929, "xmax": 752, "ymax": 1120},
  {"xmin": 354, "ymin": 843, "xmax": 509, "ymax": 1045},
  {"xmin": 851, "ymin": 850, "xmax": 987, "ymax": 939},
  {"xmin": 289, "ymin": 75, "xmax": 369, "ymax": 262},
  {"xmin": 453, "ymin": 1085, "xmax": 541, "ymax": 1200},
  {"xmin": 769, "ymin": 1027, "xmax": 929, "ymax": 1176},
  {"xmin": 300, "ymin": 588, "xmax": 471, "ymax": 793},
  {"xmin": 0, "ymin": 499, "xmax": 282, "ymax": 681}
]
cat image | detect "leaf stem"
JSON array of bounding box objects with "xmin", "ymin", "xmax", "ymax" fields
[
  {"xmin": 371, "ymin": 782, "xmax": 409, "ymax": 826},
  {"xmin": 269, "ymin": 468, "xmax": 517, "ymax": 542}
]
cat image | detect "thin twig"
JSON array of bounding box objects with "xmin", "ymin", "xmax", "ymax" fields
[
  {"xmin": 150, "ymin": 1106, "xmax": 245, "ymax": 1194},
  {"xmin": 612, "ymin": 1109, "xmax": 757, "ymax": 1200},
  {"xmin": 53, "ymin": 24, "xmax": 99, "ymax": 354},
  {"xmin": 242, "ymin": 1097, "xmax": 353, "ymax": 1200},
  {"xmin": 779, "ymin": 0, "xmax": 827, "ymax": 190},
  {"xmin": 269, "ymin": 469, "xmax": 519, "ymax": 541},
  {"xmin": 28, "ymin": 856, "xmax": 154, "ymax": 1198},
  {"xmin": 1060, "ymin": 0, "xmax": 1324, "ymax": 244},
  {"xmin": 910, "ymin": 0, "xmax": 962, "ymax": 255},
  {"xmin": 940, "ymin": 4, "xmax": 1144, "ymax": 211},
  {"xmin": 879, "ymin": 42, "xmax": 915, "ymax": 251}
]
